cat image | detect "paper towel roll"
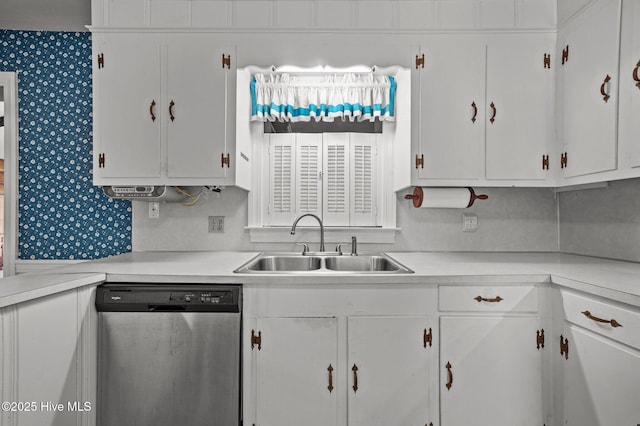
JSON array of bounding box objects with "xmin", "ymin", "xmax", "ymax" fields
[{"xmin": 404, "ymin": 187, "xmax": 488, "ymax": 209}]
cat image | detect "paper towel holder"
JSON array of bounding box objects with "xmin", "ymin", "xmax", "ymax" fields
[{"xmin": 404, "ymin": 186, "xmax": 488, "ymax": 208}]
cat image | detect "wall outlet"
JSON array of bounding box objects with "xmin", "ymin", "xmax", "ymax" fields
[
  {"xmin": 149, "ymin": 202, "xmax": 160, "ymax": 219},
  {"xmin": 208, "ymin": 216, "xmax": 225, "ymax": 233},
  {"xmin": 462, "ymin": 213, "xmax": 477, "ymax": 232}
]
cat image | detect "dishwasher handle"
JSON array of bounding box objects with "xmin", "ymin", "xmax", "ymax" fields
[{"xmin": 148, "ymin": 305, "xmax": 188, "ymax": 312}]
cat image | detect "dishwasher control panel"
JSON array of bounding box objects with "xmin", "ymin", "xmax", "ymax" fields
[{"xmin": 96, "ymin": 284, "xmax": 241, "ymax": 313}]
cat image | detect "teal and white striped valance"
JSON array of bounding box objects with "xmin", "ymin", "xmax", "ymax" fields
[{"xmin": 250, "ymin": 73, "xmax": 396, "ymax": 123}]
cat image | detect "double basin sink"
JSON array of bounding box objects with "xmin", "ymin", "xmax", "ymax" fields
[{"xmin": 234, "ymin": 252, "xmax": 413, "ymax": 274}]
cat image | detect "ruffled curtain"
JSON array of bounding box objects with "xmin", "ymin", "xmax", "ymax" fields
[{"xmin": 250, "ymin": 73, "xmax": 396, "ymax": 122}]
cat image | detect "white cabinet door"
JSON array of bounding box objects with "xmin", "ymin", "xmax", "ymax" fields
[
  {"xmin": 562, "ymin": 324, "xmax": 640, "ymax": 425},
  {"xmin": 618, "ymin": 0, "xmax": 640, "ymax": 168},
  {"xmin": 559, "ymin": 0, "xmax": 621, "ymax": 178},
  {"xmin": 254, "ymin": 317, "xmax": 338, "ymax": 426},
  {"xmin": 415, "ymin": 38, "xmax": 485, "ymax": 181},
  {"xmin": 440, "ymin": 316, "xmax": 544, "ymax": 426},
  {"xmin": 166, "ymin": 39, "xmax": 234, "ymax": 179},
  {"xmin": 93, "ymin": 33, "xmax": 162, "ymax": 182},
  {"xmin": 0, "ymin": 287, "xmax": 97, "ymax": 426},
  {"xmin": 485, "ymin": 34, "xmax": 554, "ymax": 181},
  {"xmin": 347, "ymin": 316, "xmax": 432, "ymax": 426}
]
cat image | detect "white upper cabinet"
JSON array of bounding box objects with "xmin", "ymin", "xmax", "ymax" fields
[
  {"xmin": 165, "ymin": 37, "xmax": 234, "ymax": 180},
  {"xmin": 557, "ymin": 0, "xmax": 621, "ymax": 179},
  {"xmin": 415, "ymin": 37, "xmax": 486, "ymax": 182},
  {"xmin": 485, "ymin": 34, "xmax": 555, "ymax": 181},
  {"xmin": 92, "ymin": 32, "xmax": 235, "ymax": 186},
  {"xmin": 92, "ymin": 33, "xmax": 162, "ymax": 180},
  {"xmin": 413, "ymin": 33, "xmax": 554, "ymax": 187},
  {"xmin": 618, "ymin": 0, "xmax": 640, "ymax": 169}
]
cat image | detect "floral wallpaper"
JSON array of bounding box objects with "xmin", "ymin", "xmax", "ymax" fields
[{"xmin": 0, "ymin": 30, "xmax": 132, "ymax": 260}]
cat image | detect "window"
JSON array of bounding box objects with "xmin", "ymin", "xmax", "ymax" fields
[
  {"xmin": 265, "ymin": 133, "xmax": 380, "ymax": 227},
  {"xmin": 236, "ymin": 66, "xmax": 411, "ymax": 242}
]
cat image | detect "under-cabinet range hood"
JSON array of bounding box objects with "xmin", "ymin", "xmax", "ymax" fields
[{"xmin": 103, "ymin": 186, "xmax": 201, "ymax": 202}]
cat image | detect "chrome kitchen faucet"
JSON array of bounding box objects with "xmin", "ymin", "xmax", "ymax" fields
[{"xmin": 290, "ymin": 213, "xmax": 325, "ymax": 253}]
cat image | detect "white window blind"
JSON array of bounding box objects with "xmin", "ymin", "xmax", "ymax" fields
[
  {"xmin": 350, "ymin": 134, "xmax": 377, "ymax": 226},
  {"xmin": 323, "ymin": 133, "xmax": 349, "ymax": 226},
  {"xmin": 268, "ymin": 134, "xmax": 295, "ymax": 225},
  {"xmin": 267, "ymin": 133, "xmax": 378, "ymax": 227},
  {"xmin": 295, "ymin": 134, "xmax": 322, "ymax": 219}
]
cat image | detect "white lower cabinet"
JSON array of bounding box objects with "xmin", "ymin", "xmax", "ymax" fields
[
  {"xmin": 438, "ymin": 284, "xmax": 547, "ymax": 426},
  {"xmin": 440, "ymin": 316, "xmax": 545, "ymax": 426},
  {"xmin": 251, "ymin": 315, "xmax": 433, "ymax": 426},
  {"xmin": 245, "ymin": 285, "xmax": 437, "ymax": 426},
  {"xmin": 0, "ymin": 286, "xmax": 98, "ymax": 426},
  {"xmin": 559, "ymin": 290, "xmax": 640, "ymax": 425},
  {"xmin": 562, "ymin": 325, "xmax": 640, "ymax": 425},
  {"xmin": 347, "ymin": 316, "xmax": 431, "ymax": 426},
  {"xmin": 254, "ymin": 317, "xmax": 339, "ymax": 426}
]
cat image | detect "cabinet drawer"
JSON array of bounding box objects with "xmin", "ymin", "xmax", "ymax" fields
[
  {"xmin": 562, "ymin": 290, "xmax": 640, "ymax": 350},
  {"xmin": 439, "ymin": 285, "xmax": 538, "ymax": 312}
]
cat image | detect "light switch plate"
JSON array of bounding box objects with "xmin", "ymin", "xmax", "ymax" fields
[{"xmin": 462, "ymin": 213, "xmax": 477, "ymax": 232}]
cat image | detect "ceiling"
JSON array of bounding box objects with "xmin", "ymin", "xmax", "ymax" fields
[{"xmin": 0, "ymin": 0, "xmax": 91, "ymax": 32}]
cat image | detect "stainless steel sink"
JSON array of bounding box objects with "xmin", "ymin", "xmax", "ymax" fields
[
  {"xmin": 324, "ymin": 255, "xmax": 403, "ymax": 272},
  {"xmin": 234, "ymin": 252, "xmax": 413, "ymax": 274},
  {"xmin": 243, "ymin": 254, "xmax": 322, "ymax": 272}
]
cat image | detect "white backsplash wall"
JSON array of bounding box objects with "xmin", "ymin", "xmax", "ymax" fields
[
  {"xmin": 133, "ymin": 186, "xmax": 559, "ymax": 253},
  {"xmin": 559, "ymin": 178, "xmax": 640, "ymax": 262}
]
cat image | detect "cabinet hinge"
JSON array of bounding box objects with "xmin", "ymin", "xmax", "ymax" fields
[
  {"xmin": 416, "ymin": 53, "xmax": 425, "ymax": 69},
  {"xmin": 560, "ymin": 334, "xmax": 569, "ymax": 360},
  {"xmin": 415, "ymin": 154, "xmax": 424, "ymax": 169},
  {"xmin": 562, "ymin": 45, "xmax": 570, "ymax": 65},
  {"xmin": 542, "ymin": 155, "xmax": 549, "ymax": 170},
  {"xmin": 560, "ymin": 152, "xmax": 568, "ymax": 169},
  {"xmin": 98, "ymin": 153, "xmax": 105, "ymax": 168},
  {"xmin": 221, "ymin": 153, "xmax": 231, "ymax": 168},
  {"xmin": 251, "ymin": 329, "xmax": 262, "ymax": 351},
  {"xmin": 543, "ymin": 53, "xmax": 551, "ymax": 69},
  {"xmin": 97, "ymin": 53, "xmax": 104, "ymax": 69},
  {"xmin": 536, "ymin": 328, "xmax": 545, "ymax": 350},
  {"xmin": 222, "ymin": 53, "xmax": 231, "ymax": 69},
  {"xmin": 423, "ymin": 327, "xmax": 433, "ymax": 348}
]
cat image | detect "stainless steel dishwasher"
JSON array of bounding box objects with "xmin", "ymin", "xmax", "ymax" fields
[{"xmin": 96, "ymin": 284, "xmax": 241, "ymax": 426}]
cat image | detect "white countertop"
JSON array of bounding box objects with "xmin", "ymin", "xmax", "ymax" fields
[{"xmin": 2, "ymin": 251, "xmax": 640, "ymax": 307}]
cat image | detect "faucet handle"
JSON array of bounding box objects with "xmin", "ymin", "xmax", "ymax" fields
[
  {"xmin": 335, "ymin": 243, "xmax": 349, "ymax": 255},
  {"xmin": 296, "ymin": 243, "xmax": 309, "ymax": 255}
]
